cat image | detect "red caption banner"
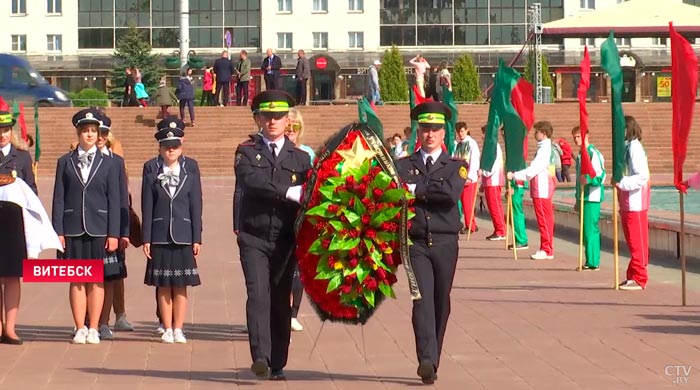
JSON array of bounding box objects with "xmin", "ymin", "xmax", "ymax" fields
[{"xmin": 23, "ymin": 260, "xmax": 104, "ymax": 283}]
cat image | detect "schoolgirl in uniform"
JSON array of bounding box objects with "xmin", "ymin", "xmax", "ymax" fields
[
  {"xmin": 52, "ymin": 108, "xmax": 120, "ymax": 344},
  {"xmin": 142, "ymin": 117, "xmax": 202, "ymax": 344}
]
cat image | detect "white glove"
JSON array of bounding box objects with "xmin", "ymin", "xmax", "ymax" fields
[
  {"xmin": 286, "ymin": 185, "xmax": 303, "ymax": 204},
  {"xmin": 406, "ymin": 183, "xmax": 417, "ymax": 195}
]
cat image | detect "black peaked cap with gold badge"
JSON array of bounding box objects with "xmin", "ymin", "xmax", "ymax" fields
[
  {"xmin": 155, "ymin": 117, "xmax": 186, "ymax": 148},
  {"xmin": 410, "ymin": 102, "xmax": 452, "ymax": 128},
  {"xmin": 251, "ymin": 90, "xmax": 296, "ymax": 114},
  {"xmin": 0, "ymin": 111, "xmax": 15, "ymax": 129},
  {"xmin": 71, "ymin": 108, "xmax": 103, "ymax": 128}
]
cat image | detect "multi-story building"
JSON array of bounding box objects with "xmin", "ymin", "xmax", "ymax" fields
[{"xmin": 1, "ymin": 0, "xmax": 698, "ymax": 102}]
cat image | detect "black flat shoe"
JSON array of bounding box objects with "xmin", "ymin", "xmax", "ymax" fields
[
  {"xmin": 0, "ymin": 336, "xmax": 23, "ymax": 345},
  {"xmin": 417, "ymin": 360, "xmax": 436, "ymax": 384},
  {"xmin": 251, "ymin": 359, "xmax": 269, "ymax": 378},
  {"xmin": 269, "ymin": 369, "xmax": 286, "ymax": 381}
]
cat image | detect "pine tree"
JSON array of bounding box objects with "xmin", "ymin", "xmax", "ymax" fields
[
  {"xmin": 110, "ymin": 26, "xmax": 163, "ymax": 102},
  {"xmin": 378, "ymin": 45, "xmax": 408, "ymax": 102},
  {"xmin": 451, "ymin": 53, "xmax": 482, "ymax": 102}
]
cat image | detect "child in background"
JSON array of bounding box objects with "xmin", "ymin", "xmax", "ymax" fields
[{"xmin": 134, "ymin": 68, "xmax": 149, "ymax": 107}]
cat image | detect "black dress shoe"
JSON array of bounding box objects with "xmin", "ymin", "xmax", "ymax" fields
[
  {"xmin": 0, "ymin": 336, "xmax": 23, "ymax": 345},
  {"xmin": 417, "ymin": 360, "xmax": 436, "ymax": 384},
  {"xmin": 251, "ymin": 359, "xmax": 269, "ymax": 378},
  {"xmin": 269, "ymin": 369, "xmax": 286, "ymax": 381}
]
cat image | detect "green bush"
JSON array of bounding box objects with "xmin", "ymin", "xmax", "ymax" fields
[
  {"xmin": 452, "ymin": 54, "xmax": 482, "ymax": 102},
  {"xmin": 378, "ymin": 45, "xmax": 408, "ymax": 102},
  {"xmin": 70, "ymin": 88, "xmax": 110, "ymax": 107}
]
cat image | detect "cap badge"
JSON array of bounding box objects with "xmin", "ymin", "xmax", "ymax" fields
[
  {"xmin": 85, "ymin": 112, "xmax": 94, "ymax": 119},
  {"xmin": 169, "ymin": 122, "xmax": 177, "ymax": 128},
  {"xmin": 427, "ymin": 114, "xmax": 435, "ymax": 120},
  {"xmin": 268, "ymin": 102, "xmax": 276, "ymax": 109},
  {"xmin": 167, "ymin": 131, "xmax": 174, "ymax": 138}
]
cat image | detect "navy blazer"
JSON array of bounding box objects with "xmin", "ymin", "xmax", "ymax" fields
[
  {"xmin": 261, "ymin": 55, "xmax": 282, "ymax": 78},
  {"xmin": 52, "ymin": 149, "xmax": 120, "ymax": 237},
  {"xmin": 141, "ymin": 155, "xmax": 203, "ymax": 245},
  {"xmin": 0, "ymin": 145, "xmax": 37, "ymax": 194},
  {"xmin": 104, "ymin": 150, "xmax": 130, "ymax": 238}
]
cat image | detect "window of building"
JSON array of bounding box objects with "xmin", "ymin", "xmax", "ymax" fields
[
  {"xmin": 11, "ymin": 35, "xmax": 27, "ymax": 52},
  {"xmin": 313, "ymin": 32, "xmax": 328, "ymax": 49},
  {"xmin": 348, "ymin": 32, "xmax": 364, "ymax": 48},
  {"xmin": 277, "ymin": 32, "xmax": 293, "ymax": 50},
  {"xmin": 47, "ymin": 0, "xmax": 62, "ymax": 14},
  {"xmin": 78, "ymin": 29, "xmax": 114, "ymax": 49},
  {"xmin": 651, "ymin": 37, "xmax": 667, "ymax": 46},
  {"xmin": 349, "ymin": 0, "xmax": 364, "ymax": 12},
  {"xmin": 683, "ymin": 0, "xmax": 700, "ymax": 6},
  {"xmin": 47, "ymin": 34, "xmax": 62, "ymax": 51},
  {"xmin": 615, "ymin": 37, "xmax": 631, "ymax": 46},
  {"xmin": 313, "ymin": 0, "xmax": 328, "ymax": 12},
  {"xmin": 278, "ymin": 0, "xmax": 292, "ymax": 12},
  {"xmin": 580, "ymin": 0, "xmax": 595, "ymax": 9},
  {"xmin": 580, "ymin": 37, "xmax": 595, "ymax": 47},
  {"xmin": 12, "ymin": 0, "xmax": 26, "ymax": 14}
]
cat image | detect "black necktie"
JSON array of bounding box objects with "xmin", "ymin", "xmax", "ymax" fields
[
  {"xmin": 270, "ymin": 143, "xmax": 277, "ymax": 162},
  {"xmin": 426, "ymin": 155, "xmax": 434, "ymax": 173},
  {"xmin": 0, "ymin": 151, "xmax": 4, "ymax": 164}
]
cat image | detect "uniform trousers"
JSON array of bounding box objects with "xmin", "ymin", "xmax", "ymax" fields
[
  {"xmin": 533, "ymin": 197, "xmax": 555, "ymax": 256},
  {"xmin": 410, "ymin": 235, "xmax": 458, "ymax": 370},
  {"xmin": 460, "ymin": 183, "xmax": 478, "ymax": 232},
  {"xmin": 582, "ymin": 201, "xmax": 601, "ymax": 268},
  {"xmin": 484, "ymin": 186, "xmax": 505, "ymax": 237},
  {"xmin": 238, "ymin": 232, "xmax": 295, "ymax": 370},
  {"xmin": 511, "ymin": 186, "xmax": 528, "ymax": 246},
  {"xmin": 620, "ymin": 210, "xmax": 649, "ymax": 288}
]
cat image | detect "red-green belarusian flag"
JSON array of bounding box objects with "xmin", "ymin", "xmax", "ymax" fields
[
  {"xmin": 578, "ymin": 46, "xmax": 596, "ymax": 178},
  {"xmin": 357, "ymin": 97, "xmax": 384, "ymax": 140},
  {"xmin": 670, "ymin": 22, "xmax": 698, "ymax": 193},
  {"xmin": 481, "ymin": 60, "xmax": 533, "ymax": 173},
  {"xmin": 600, "ymin": 31, "xmax": 626, "ymax": 183},
  {"xmin": 408, "ymin": 84, "xmax": 431, "ymax": 153},
  {"xmin": 442, "ymin": 85, "xmax": 458, "ymax": 156}
]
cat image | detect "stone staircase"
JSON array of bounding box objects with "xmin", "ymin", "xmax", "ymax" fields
[{"xmin": 26, "ymin": 103, "xmax": 696, "ymax": 179}]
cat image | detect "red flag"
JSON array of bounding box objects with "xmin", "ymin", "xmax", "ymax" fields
[
  {"xmin": 578, "ymin": 46, "xmax": 596, "ymax": 177},
  {"xmin": 17, "ymin": 103, "xmax": 28, "ymax": 143},
  {"xmin": 0, "ymin": 96, "xmax": 8, "ymax": 111},
  {"xmin": 670, "ymin": 22, "xmax": 698, "ymax": 193},
  {"xmin": 511, "ymin": 78, "xmax": 534, "ymax": 160}
]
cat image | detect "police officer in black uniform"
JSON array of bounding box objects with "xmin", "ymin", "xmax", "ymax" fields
[
  {"xmin": 396, "ymin": 102, "xmax": 467, "ymax": 385},
  {"xmin": 234, "ymin": 90, "xmax": 311, "ymax": 380}
]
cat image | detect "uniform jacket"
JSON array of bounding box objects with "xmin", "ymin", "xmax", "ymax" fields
[
  {"xmin": 452, "ymin": 136, "xmax": 480, "ymax": 182},
  {"xmin": 0, "ymin": 145, "xmax": 37, "ymax": 194},
  {"xmin": 234, "ymin": 134, "xmax": 311, "ymax": 241},
  {"xmin": 514, "ymin": 138, "xmax": 556, "ymax": 199},
  {"xmin": 481, "ymin": 143, "xmax": 504, "ymax": 187},
  {"xmin": 575, "ymin": 144, "xmax": 606, "ymax": 203},
  {"xmin": 104, "ymin": 149, "xmax": 130, "ymax": 237},
  {"xmin": 396, "ymin": 152, "xmax": 466, "ymax": 240},
  {"xmin": 141, "ymin": 155, "xmax": 203, "ymax": 245},
  {"xmin": 618, "ymin": 139, "xmax": 650, "ymax": 212},
  {"xmin": 52, "ymin": 149, "xmax": 120, "ymax": 237}
]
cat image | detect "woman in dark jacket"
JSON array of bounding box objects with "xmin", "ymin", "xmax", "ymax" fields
[
  {"xmin": 176, "ymin": 68, "xmax": 196, "ymax": 127},
  {"xmin": 142, "ymin": 117, "xmax": 202, "ymax": 343}
]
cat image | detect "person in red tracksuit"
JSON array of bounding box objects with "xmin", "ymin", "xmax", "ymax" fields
[
  {"xmin": 616, "ymin": 116, "xmax": 650, "ymax": 291},
  {"xmin": 479, "ymin": 125, "xmax": 506, "ymax": 240},
  {"xmin": 507, "ymin": 121, "xmax": 556, "ymax": 260},
  {"xmin": 452, "ymin": 122, "xmax": 480, "ymax": 234}
]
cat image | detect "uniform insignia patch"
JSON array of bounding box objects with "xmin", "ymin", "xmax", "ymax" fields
[
  {"xmin": 291, "ymin": 173, "xmax": 297, "ymax": 184},
  {"xmin": 235, "ymin": 153, "xmax": 242, "ymax": 166},
  {"xmin": 459, "ymin": 166, "xmax": 468, "ymax": 179},
  {"xmin": 255, "ymin": 154, "xmax": 261, "ymax": 161}
]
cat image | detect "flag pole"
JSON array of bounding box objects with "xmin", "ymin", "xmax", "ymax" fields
[
  {"xmin": 613, "ymin": 187, "xmax": 620, "ymax": 289},
  {"xmin": 578, "ymin": 191, "xmax": 584, "ymax": 271},
  {"xmin": 510, "ymin": 184, "xmax": 517, "ymax": 260},
  {"xmin": 505, "ymin": 181, "xmax": 512, "ymax": 250},
  {"xmin": 467, "ymin": 184, "xmax": 479, "ymax": 241},
  {"xmin": 680, "ymin": 190, "xmax": 687, "ymax": 306}
]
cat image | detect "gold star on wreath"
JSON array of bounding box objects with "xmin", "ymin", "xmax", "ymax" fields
[{"xmin": 336, "ymin": 136, "xmax": 376, "ymax": 174}]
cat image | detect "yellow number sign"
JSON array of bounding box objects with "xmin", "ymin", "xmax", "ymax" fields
[{"xmin": 657, "ymin": 76, "xmax": 671, "ymax": 97}]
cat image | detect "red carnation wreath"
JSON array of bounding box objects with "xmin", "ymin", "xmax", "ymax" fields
[{"xmin": 295, "ymin": 124, "xmax": 415, "ymax": 324}]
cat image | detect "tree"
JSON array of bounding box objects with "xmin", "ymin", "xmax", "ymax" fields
[
  {"xmin": 524, "ymin": 52, "xmax": 555, "ymax": 93},
  {"xmin": 110, "ymin": 26, "xmax": 163, "ymax": 103},
  {"xmin": 451, "ymin": 53, "xmax": 482, "ymax": 102},
  {"xmin": 378, "ymin": 45, "xmax": 408, "ymax": 102}
]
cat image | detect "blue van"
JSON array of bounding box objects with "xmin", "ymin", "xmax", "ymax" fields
[{"xmin": 0, "ymin": 54, "xmax": 71, "ymax": 107}]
